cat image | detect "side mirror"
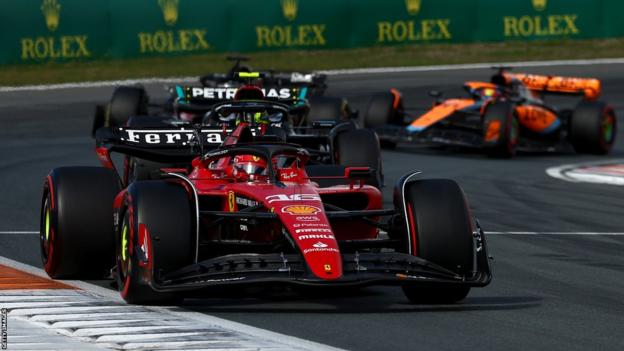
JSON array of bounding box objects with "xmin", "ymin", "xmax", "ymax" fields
[
  {"xmin": 428, "ymin": 90, "xmax": 442, "ymax": 98},
  {"xmin": 267, "ymin": 112, "xmax": 284, "ymax": 124},
  {"xmin": 350, "ymin": 109, "xmax": 359, "ymax": 119},
  {"xmin": 508, "ymin": 96, "xmax": 526, "ymax": 104},
  {"xmin": 428, "ymin": 90, "xmax": 443, "ymax": 105}
]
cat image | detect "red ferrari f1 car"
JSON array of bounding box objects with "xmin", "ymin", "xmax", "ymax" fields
[
  {"xmin": 367, "ymin": 68, "xmax": 617, "ymax": 157},
  {"xmin": 40, "ymin": 101, "xmax": 491, "ymax": 305}
]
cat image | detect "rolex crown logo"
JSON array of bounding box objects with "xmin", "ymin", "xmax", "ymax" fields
[
  {"xmin": 281, "ymin": 0, "xmax": 297, "ymax": 21},
  {"xmin": 41, "ymin": 0, "xmax": 61, "ymax": 32},
  {"xmin": 532, "ymin": 0, "xmax": 547, "ymax": 11},
  {"xmin": 405, "ymin": 0, "xmax": 421, "ymax": 16},
  {"xmin": 158, "ymin": 0, "xmax": 179, "ymax": 26}
]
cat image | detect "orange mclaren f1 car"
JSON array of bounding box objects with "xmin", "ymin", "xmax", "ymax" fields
[{"xmin": 366, "ymin": 68, "xmax": 617, "ymax": 157}]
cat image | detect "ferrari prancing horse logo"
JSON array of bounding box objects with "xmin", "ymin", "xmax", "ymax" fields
[{"xmin": 228, "ymin": 191, "xmax": 236, "ymax": 212}]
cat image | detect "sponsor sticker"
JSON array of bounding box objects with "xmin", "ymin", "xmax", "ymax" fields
[
  {"xmin": 190, "ymin": 87, "xmax": 292, "ymax": 99},
  {"xmin": 295, "ymin": 216, "xmax": 319, "ymax": 221},
  {"xmin": 297, "ymin": 234, "xmax": 334, "ymax": 240},
  {"xmin": 282, "ymin": 205, "xmax": 321, "ymax": 215},
  {"xmin": 293, "ymin": 223, "xmax": 329, "ymax": 228},
  {"xmin": 295, "ymin": 228, "xmax": 332, "ymax": 234},
  {"xmin": 291, "ymin": 72, "xmax": 314, "ymax": 83},
  {"xmin": 303, "ymin": 247, "xmax": 339, "ymax": 254},
  {"xmin": 266, "ymin": 194, "xmax": 321, "ymax": 203},
  {"xmin": 236, "ymin": 196, "xmax": 258, "ymax": 207},
  {"xmin": 122, "ymin": 129, "xmax": 224, "ymax": 145},
  {"xmin": 280, "ymin": 171, "xmax": 298, "ymax": 180}
]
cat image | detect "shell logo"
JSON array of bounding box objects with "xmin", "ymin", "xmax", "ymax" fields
[{"xmin": 282, "ymin": 205, "xmax": 321, "ymax": 215}]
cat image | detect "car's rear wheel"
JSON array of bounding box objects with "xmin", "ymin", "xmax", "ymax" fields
[
  {"xmin": 116, "ymin": 181, "xmax": 193, "ymax": 304},
  {"xmin": 483, "ymin": 102, "xmax": 519, "ymax": 158},
  {"xmin": 107, "ymin": 86, "xmax": 148, "ymax": 127},
  {"xmin": 569, "ymin": 101, "xmax": 616, "ymax": 154},
  {"xmin": 40, "ymin": 167, "xmax": 120, "ymax": 279},
  {"xmin": 307, "ymin": 96, "xmax": 349, "ymax": 124},
  {"xmin": 362, "ymin": 91, "xmax": 401, "ymax": 149},
  {"xmin": 335, "ymin": 129, "xmax": 383, "ymax": 188},
  {"xmin": 396, "ymin": 178, "xmax": 474, "ymax": 303}
]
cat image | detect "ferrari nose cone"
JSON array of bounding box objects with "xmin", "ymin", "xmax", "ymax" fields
[{"xmin": 299, "ymin": 240, "xmax": 343, "ymax": 280}]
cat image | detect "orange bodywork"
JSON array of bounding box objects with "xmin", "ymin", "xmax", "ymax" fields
[
  {"xmin": 484, "ymin": 120, "xmax": 501, "ymax": 142},
  {"xmin": 465, "ymin": 81, "xmax": 498, "ymax": 91},
  {"xmin": 503, "ymin": 72, "xmax": 601, "ymax": 100},
  {"xmin": 515, "ymin": 105, "xmax": 559, "ymax": 133},
  {"xmin": 408, "ymin": 99, "xmax": 474, "ymax": 132},
  {"xmin": 390, "ymin": 88, "xmax": 402, "ymax": 109}
]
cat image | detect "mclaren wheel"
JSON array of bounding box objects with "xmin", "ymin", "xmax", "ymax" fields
[
  {"xmin": 483, "ymin": 102, "xmax": 519, "ymax": 158},
  {"xmin": 569, "ymin": 101, "xmax": 616, "ymax": 154}
]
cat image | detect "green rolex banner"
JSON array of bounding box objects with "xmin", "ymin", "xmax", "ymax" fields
[
  {"xmin": 0, "ymin": 0, "xmax": 623, "ymax": 65},
  {"xmin": 0, "ymin": 0, "xmax": 109, "ymax": 63}
]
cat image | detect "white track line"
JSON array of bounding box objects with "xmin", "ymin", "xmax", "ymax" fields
[
  {"xmin": 2, "ymin": 57, "xmax": 624, "ymax": 92},
  {"xmin": 546, "ymin": 159, "xmax": 624, "ymax": 186},
  {"xmin": 4, "ymin": 230, "xmax": 624, "ymax": 236},
  {"xmin": 0, "ymin": 231, "xmax": 38, "ymax": 234},
  {"xmin": 487, "ymin": 231, "xmax": 624, "ymax": 235},
  {"xmin": 0, "ymin": 77, "xmax": 197, "ymax": 92}
]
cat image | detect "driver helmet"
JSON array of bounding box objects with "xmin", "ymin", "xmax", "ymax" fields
[
  {"xmin": 232, "ymin": 155, "xmax": 268, "ymax": 182},
  {"xmin": 235, "ymin": 111, "xmax": 268, "ymax": 125}
]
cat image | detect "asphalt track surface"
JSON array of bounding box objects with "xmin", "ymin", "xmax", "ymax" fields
[{"xmin": 1, "ymin": 63, "xmax": 624, "ymax": 350}]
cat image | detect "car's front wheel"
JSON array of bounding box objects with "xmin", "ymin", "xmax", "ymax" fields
[
  {"xmin": 116, "ymin": 181, "xmax": 193, "ymax": 304},
  {"xmin": 394, "ymin": 177, "xmax": 475, "ymax": 304}
]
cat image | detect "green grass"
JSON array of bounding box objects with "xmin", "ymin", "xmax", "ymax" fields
[{"xmin": 2, "ymin": 38, "xmax": 624, "ymax": 86}]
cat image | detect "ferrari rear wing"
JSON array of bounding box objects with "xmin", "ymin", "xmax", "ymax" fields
[{"xmin": 502, "ymin": 72, "xmax": 601, "ymax": 100}]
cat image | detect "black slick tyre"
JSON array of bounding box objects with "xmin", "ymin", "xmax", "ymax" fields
[
  {"xmin": 92, "ymin": 104, "xmax": 106, "ymax": 137},
  {"xmin": 569, "ymin": 101, "xmax": 616, "ymax": 154},
  {"xmin": 127, "ymin": 158, "xmax": 169, "ymax": 182},
  {"xmin": 362, "ymin": 92, "xmax": 400, "ymax": 149},
  {"xmin": 116, "ymin": 181, "xmax": 193, "ymax": 305},
  {"xmin": 307, "ymin": 96, "xmax": 348, "ymax": 124},
  {"xmin": 482, "ymin": 102, "xmax": 519, "ymax": 158},
  {"xmin": 397, "ymin": 179, "xmax": 474, "ymax": 303},
  {"xmin": 40, "ymin": 167, "xmax": 121, "ymax": 279},
  {"xmin": 107, "ymin": 86, "xmax": 148, "ymax": 127},
  {"xmin": 335, "ymin": 129, "xmax": 383, "ymax": 188}
]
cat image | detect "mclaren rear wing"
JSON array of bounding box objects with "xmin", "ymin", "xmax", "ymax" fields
[{"xmin": 502, "ymin": 72, "xmax": 601, "ymax": 100}]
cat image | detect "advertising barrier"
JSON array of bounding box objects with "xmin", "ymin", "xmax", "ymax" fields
[{"xmin": 0, "ymin": 0, "xmax": 622, "ymax": 65}]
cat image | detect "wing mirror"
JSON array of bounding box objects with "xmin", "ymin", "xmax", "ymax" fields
[{"xmin": 429, "ymin": 90, "xmax": 443, "ymax": 105}]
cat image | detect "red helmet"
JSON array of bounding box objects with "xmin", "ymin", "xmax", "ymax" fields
[
  {"xmin": 232, "ymin": 155, "xmax": 268, "ymax": 182},
  {"xmin": 235, "ymin": 85, "xmax": 264, "ymax": 100}
]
